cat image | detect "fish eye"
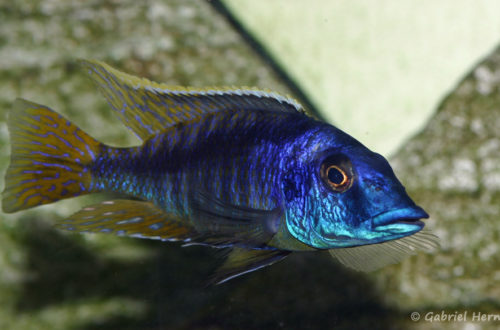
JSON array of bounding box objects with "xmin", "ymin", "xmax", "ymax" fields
[
  {"xmin": 320, "ymin": 155, "xmax": 353, "ymax": 192},
  {"xmin": 327, "ymin": 165, "xmax": 346, "ymax": 185}
]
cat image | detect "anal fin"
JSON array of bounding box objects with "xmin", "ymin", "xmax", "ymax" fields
[
  {"xmin": 55, "ymin": 199, "xmax": 194, "ymax": 242},
  {"xmin": 211, "ymin": 248, "xmax": 290, "ymax": 285}
]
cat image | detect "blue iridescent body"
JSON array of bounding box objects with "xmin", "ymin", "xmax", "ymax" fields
[{"xmin": 2, "ymin": 60, "xmax": 437, "ymax": 283}]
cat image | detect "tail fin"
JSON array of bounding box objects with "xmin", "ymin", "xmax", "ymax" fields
[{"xmin": 2, "ymin": 99, "xmax": 102, "ymax": 213}]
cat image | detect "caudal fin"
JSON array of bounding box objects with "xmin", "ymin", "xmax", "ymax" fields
[{"xmin": 2, "ymin": 99, "xmax": 102, "ymax": 213}]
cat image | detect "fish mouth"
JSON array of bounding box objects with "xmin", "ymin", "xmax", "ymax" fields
[{"xmin": 372, "ymin": 206, "xmax": 429, "ymax": 234}]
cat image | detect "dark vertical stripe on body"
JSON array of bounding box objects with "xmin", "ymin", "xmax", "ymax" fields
[{"xmin": 91, "ymin": 109, "xmax": 316, "ymax": 222}]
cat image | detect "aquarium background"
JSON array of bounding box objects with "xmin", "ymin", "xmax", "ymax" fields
[{"xmin": 0, "ymin": 1, "xmax": 499, "ymax": 329}]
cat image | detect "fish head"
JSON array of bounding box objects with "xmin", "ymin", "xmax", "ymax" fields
[{"xmin": 282, "ymin": 125, "xmax": 429, "ymax": 249}]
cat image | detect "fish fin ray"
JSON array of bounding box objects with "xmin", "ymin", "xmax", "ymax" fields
[
  {"xmin": 2, "ymin": 99, "xmax": 101, "ymax": 213},
  {"xmin": 210, "ymin": 248, "xmax": 290, "ymax": 284},
  {"xmin": 55, "ymin": 199, "xmax": 195, "ymax": 241},
  {"xmin": 328, "ymin": 230, "xmax": 439, "ymax": 272},
  {"xmin": 190, "ymin": 190, "xmax": 281, "ymax": 246},
  {"xmin": 80, "ymin": 59, "xmax": 305, "ymax": 140}
]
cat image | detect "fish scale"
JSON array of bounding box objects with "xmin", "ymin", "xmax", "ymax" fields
[{"xmin": 89, "ymin": 109, "xmax": 285, "ymax": 219}]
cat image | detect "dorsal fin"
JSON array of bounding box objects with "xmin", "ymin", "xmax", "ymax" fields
[{"xmin": 80, "ymin": 59, "xmax": 305, "ymax": 140}]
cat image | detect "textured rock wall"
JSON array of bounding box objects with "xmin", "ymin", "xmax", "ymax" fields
[{"xmin": 385, "ymin": 47, "xmax": 500, "ymax": 315}]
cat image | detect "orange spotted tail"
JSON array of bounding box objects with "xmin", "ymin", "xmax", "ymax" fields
[{"xmin": 2, "ymin": 99, "xmax": 102, "ymax": 213}]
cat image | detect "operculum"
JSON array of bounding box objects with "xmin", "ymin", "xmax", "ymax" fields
[{"xmin": 280, "ymin": 168, "xmax": 314, "ymax": 249}]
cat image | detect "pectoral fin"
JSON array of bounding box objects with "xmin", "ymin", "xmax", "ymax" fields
[
  {"xmin": 189, "ymin": 190, "xmax": 282, "ymax": 247},
  {"xmin": 329, "ymin": 230, "xmax": 439, "ymax": 272},
  {"xmin": 211, "ymin": 248, "xmax": 290, "ymax": 284},
  {"xmin": 55, "ymin": 199, "xmax": 195, "ymax": 242}
]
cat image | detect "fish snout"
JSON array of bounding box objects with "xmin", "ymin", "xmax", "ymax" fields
[{"xmin": 371, "ymin": 206, "xmax": 428, "ymax": 233}]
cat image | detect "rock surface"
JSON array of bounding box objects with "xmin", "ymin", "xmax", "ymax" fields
[{"xmin": 385, "ymin": 46, "xmax": 500, "ymax": 326}]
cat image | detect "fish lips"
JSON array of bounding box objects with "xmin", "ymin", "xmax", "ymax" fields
[{"xmin": 371, "ymin": 206, "xmax": 429, "ymax": 234}]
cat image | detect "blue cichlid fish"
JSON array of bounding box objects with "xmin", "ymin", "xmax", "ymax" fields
[{"xmin": 2, "ymin": 60, "xmax": 438, "ymax": 284}]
